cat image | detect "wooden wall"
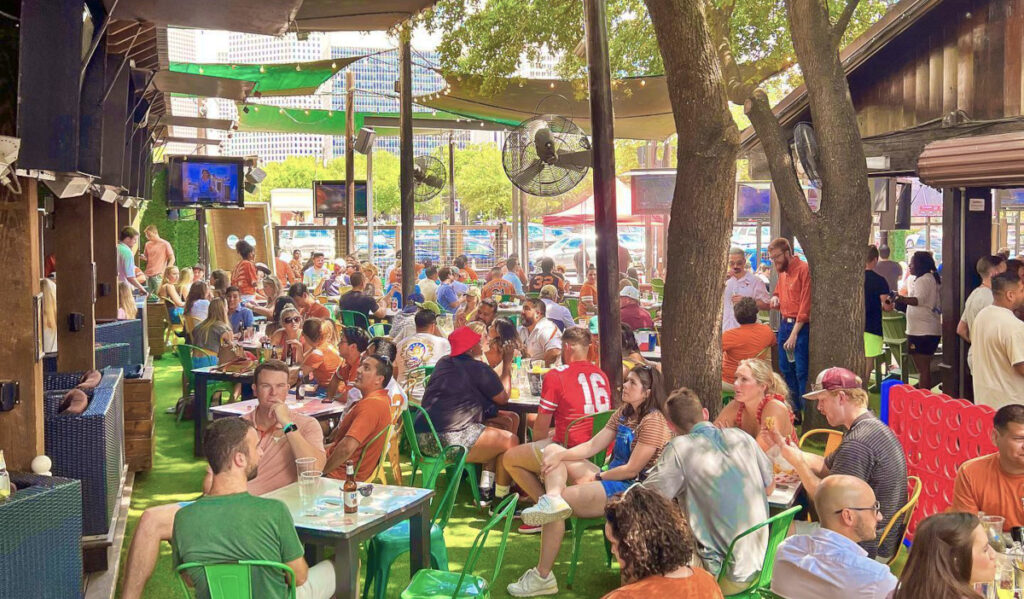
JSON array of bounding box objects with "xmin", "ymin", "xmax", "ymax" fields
[{"xmin": 849, "ymin": 0, "xmax": 1024, "ymax": 137}]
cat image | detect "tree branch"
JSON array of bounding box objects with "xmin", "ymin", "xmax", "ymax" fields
[
  {"xmin": 744, "ymin": 88, "xmax": 816, "ymax": 233},
  {"xmin": 831, "ymin": 0, "xmax": 861, "ymax": 42}
]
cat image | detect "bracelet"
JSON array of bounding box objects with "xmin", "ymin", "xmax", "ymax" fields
[
  {"xmin": 595, "ymin": 471, "xmax": 602, "ymax": 482},
  {"xmin": 282, "ymin": 422, "xmax": 298, "ymax": 435}
]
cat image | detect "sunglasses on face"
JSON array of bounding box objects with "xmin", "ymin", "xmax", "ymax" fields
[{"xmin": 284, "ymin": 317, "xmax": 301, "ymax": 324}]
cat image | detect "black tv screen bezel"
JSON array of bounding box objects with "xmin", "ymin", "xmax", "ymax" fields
[{"xmin": 166, "ymin": 155, "xmax": 246, "ymax": 209}]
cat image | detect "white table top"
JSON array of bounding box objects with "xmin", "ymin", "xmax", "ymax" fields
[
  {"xmin": 210, "ymin": 392, "xmax": 346, "ymax": 420},
  {"xmin": 261, "ymin": 478, "xmax": 432, "ymax": 535},
  {"xmin": 640, "ymin": 348, "xmax": 662, "ymax": 361},
  {"xmin": 768, "ymin": 472, "xmax": 801, "ymax": 509}
]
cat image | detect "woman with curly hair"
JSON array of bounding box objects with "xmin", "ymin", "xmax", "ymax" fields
[
  {"xmin": 602, "ymin": 485, "xmax": 723, "ymax": 598},
  {"xmin": 890, "ymin": 512, "xmax": 996, "ymax": 599}
]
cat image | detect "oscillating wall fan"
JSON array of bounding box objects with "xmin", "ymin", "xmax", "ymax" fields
[
  {"xmin": 413, "ymin": 155, "xmax": 446, "ymax": 202},
  {"xmin": 502, "ymin": 114, "xmax": 592, "ymax": 197}
]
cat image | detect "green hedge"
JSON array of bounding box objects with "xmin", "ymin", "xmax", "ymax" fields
[{"xmin": 138, "ymin": 167, "xmax": 200, "ymax": 268}]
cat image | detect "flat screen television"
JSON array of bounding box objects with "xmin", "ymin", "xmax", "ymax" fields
[
  {"xmin": 166, "ymin": 155, "xmax": 245, "ymax": 208},
  {"xmin": 314, "ymin": 180, "xmax": 367, "ymax": 217},
  {"xmin": 736, "ymin": 181, "xmax": 771, "ymax": 220}
]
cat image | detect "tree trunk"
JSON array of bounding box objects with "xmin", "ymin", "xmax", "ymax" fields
[
  {"xmin": 645, "ymin": 0, "xmax": 739, "ymax": 417},
  {"xmin": 744, "ymin": 0, "xmax": 872, "ymax": 428}
]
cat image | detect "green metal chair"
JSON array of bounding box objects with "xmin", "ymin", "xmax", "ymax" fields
[
  {"xmin": 339, "ymin": 309, "xmax": 371, "ymax": 330},
  {"xmin": 368, "ymin": 322, "xmax": 392, "ymax": 338},
  {"xmin": 403, "ymin": 365, "xmax": 435, "ymax": 404},
  {"xmin": 402, "ymin": 403, "xmax": 482, "ymax": 507},
  {"xmin": 399, "ymin": 494, "xmax": 519, "ymax": 599},
  {"xmin": 362, "ymin": 447, "xmax": 468, "ymax": 599},
  {"xmin": 175, "ymin": 560, "xmax": 296, "ymax": 599},
  {"xmin": 716, "ymin": 505, "xmax": 801, "ymax": 598},
  {"xmin": 175, "ymin": 344, "xmax": 236, "ymax": 422},
  {"xmin": 499, "ymin": 294, "xmax": 515, "ymax": 303},
  {"xmin": 355, "ymin": 424, "xmax": 393, "ymax": 486},
  {"xmin": 651, "ymin": 278, "xmax": 664, "ymax": 298},
  {"xmin": 525, "ymin": 291, "xmax": 540, "ymax": 299},
  {"xmin": 564, "ymin": 297, "xmax": 579, "ymax": 320},
  {"xmin": 881, "ymin": 312, "xmax": 913, "ymax": 383},
  {"xmin": 758, "ymin": 591, "xmax": 786, "ymax": 599},
  {"xmin": 565, "ymin": 410, "xmax": 616, "ymax": 589}
]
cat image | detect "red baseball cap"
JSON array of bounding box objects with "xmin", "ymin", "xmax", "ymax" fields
[
  {"xmin": 448, "ymin": 326, "xmax": 481, "ymax": 358},
  {"xmin": 803, "ymin": 367, "xmax": 862, "ymax": 400}
]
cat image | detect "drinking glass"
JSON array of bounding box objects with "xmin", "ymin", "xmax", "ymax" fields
[
  {"xmin": 295, "ymin": 457, "xmax": 316, "ymax": 477},
  {"xmin": 298, "ymin": 470, "xmax": 322, "ymax": 515},
  {"xmin": 985, "ymin": 516, "xmax": 1008, "ymax": 551}
]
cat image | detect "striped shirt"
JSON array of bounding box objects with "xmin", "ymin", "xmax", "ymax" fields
[{"xmin": 824, "ymin": 412, "xmax": 907, "ymax": 559}]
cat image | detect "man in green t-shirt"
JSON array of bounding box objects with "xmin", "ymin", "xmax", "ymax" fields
[{"xmin": 171, "ymin": 418, "xmax": 335, "ymax": 599}]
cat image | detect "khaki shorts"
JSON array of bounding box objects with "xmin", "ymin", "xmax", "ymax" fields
[{"xmin": 528, "ymin": 438, "xmax": 558, "ymax": 466}]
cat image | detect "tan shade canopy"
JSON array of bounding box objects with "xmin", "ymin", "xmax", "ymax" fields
[
  {"xmin": 154, "ymin": 115, "xmax": 235, "ymax": 130},
  {"xmin": 918, "ymin": 131, "xmax": 1024, "ymax": 188},
  {"xmin": 294, "ymin": 0, "xmax": 439, "ymax": 32},
  {"xmin": 156, "ymin": 136, "xmax": 222, "ymax": 147},
  {"xmin": 151, "ymin": 71, "xmax": 256, "ymax": 102},
  {"xmin": 101, "ymin": 0, "xmax": 303, "ymax": 36},
  {"xmin": 414, "ymin": 74, "xmax": 675, "ymax": 140}
]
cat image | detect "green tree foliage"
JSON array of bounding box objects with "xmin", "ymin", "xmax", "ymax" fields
[{"xmin": 138, "ymin": 168, "xmax": 200, "ymax": 267}]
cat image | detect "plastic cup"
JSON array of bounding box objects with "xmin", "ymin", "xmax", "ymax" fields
[
  {"xmin": 785, "ymin": 348, "xmax": 796, "ymax": 363},
  {"xmin": 298, "ymin": 470, "xmax": 322, "ymax": 515},
  {"xmin": 295, "ymin": 457, "xmax": 317, "ymax": 477}
]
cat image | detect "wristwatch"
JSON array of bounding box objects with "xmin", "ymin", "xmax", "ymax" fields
[
  {"xmin": 282, "ymin": 422, "xmax": 298, "ymax": 435},
  {"xmin": 594, "ymin": 471, "xmax": 602, "ymax": 482}
]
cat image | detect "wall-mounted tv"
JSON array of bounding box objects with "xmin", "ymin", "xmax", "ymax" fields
[
  {"xmin": 167, "ymin": 155, "xmax": 244, "ymax": 208},
  {"xmin": 736, "ymin": 181, "xmax": 771, "ymax": 220},
  {"xmin": 314, "ymin": 180, "xmax": 367, "ymax": 218}
]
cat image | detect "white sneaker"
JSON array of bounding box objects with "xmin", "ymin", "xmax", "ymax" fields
[
  {"xmin": 507, "ymin": 567, "xmax": 558, "ymax": 597},
  {"xmin": 520, "ymin": 494, "xmax": 572, "ymax": 526}
]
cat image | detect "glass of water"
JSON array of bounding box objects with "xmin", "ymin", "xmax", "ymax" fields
[{"xmin": 298, "ymin": 470, "xmax": 322, "ymax": 515}]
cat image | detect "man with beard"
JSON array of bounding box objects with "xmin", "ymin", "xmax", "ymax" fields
[
  {"xmin": 121, "ymin": 361, "xmax": 325, "ymax": 599},
  {"xmin": 723, "ymin": 247, "xmax": 771, "ymax": 332},
  {"xmin": 768, "ymin": 237, "xmax": 811, "ymax": 418},
  {"xmin": 323, "ymin": 354, "xmax": 394, "ymax": 481},
  {"xmin": 518, "ymin": 298, "xmax": 563, "ymax": 366},
  {"xmin": 172, "ymin": 416, "xmax": 336, "ymax": 599}
]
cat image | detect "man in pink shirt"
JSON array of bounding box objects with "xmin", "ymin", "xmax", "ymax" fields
[
  {"xmin": 141, "ymin": 225, "xmax": 175, "ymax": 294},
  {"xmin": 121, "ymin": 361, "xmax": 325, "ymax": 599}
]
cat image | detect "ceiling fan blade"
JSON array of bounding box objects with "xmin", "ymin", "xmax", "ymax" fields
[
  {"xmin": 553, "ymin": 150, "xmax": 592, "ymax": 170},
  {"xmin": 511, "ymin": 160, "xmax": 546, "ymax": 189}
]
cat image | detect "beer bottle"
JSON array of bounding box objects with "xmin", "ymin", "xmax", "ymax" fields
[{"xmin": 343, "ymin": 460, "xmax": 358, "ymax": 514}]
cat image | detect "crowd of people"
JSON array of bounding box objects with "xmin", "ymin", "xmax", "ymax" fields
[{"xmin": 104, "ymin": 228, "xmax": 1024, "ymax": 599}]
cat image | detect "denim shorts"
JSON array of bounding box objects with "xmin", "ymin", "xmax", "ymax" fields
[{"xmin": 600, "ymin": 479, "xmax": 635, "ymax": 498}]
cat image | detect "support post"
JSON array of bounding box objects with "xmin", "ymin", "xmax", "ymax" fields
[
  {"xmin": 345, "ymin": 70, "xmax": 356, "ymax": 255},
  {"xmin": 54, "ymin": 195, "xmax": 96, "ymax": 372},
  {"xmin": 520, "ymin": 189, "xmax": 529, "ymax": 267},
  {"xmin": 448, "ymin": 133, "xmax": 456, "ymax": 262},
  {"xmin": 94, "ymin": 197, "xmax": 119, "ymax": 320},
  {"xmin": 0, "ymin": 179, "xmax": 44, "ymax": 470},
  {"xmin": 510, "ymin": 187, "xmax": 520, "ymax": 258},
  {"xmin": 399, "ymin": 28, "xmax": 415, "ymax": 299},
  {"xmin": 584, "ymin": 0, "xmax": 622, "ymax": 395},
  {"xmin": 366, "ymin": 147, "xmax": 374, "ymax": 265}
]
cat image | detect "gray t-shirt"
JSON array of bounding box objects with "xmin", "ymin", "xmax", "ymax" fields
[{"xmin": 643, "ymin": 421, "xmax": 773, "ymax": 583}]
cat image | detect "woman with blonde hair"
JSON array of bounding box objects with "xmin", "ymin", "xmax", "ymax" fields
[
  {"xmin": 713, "ymin": 358, "xmax": 796, "ymax": 451},
  {"xmin": 362, "ymin": 261, "xmax": 384, "ymax": 298},
  {"xmin": 176, "ymin": 266, "xmax": 194, "ymax": 298},
  {"xmin": 192, "ymin": 297, "xmax": 242, "ymax": 366},
  {"xmin": 41, "ymin": 278, "xmax": 57, "ymax": 353},
  {"xmin": 118, "ymin": 281, "xmax": 138, "ymax": 320},
  {"xmin": 247, "ymin": 275, "xmax": 282, "ymax": 319},
  {"xmin": 269, "ymin": 305, "xmax": 303, "ymax": 364},
  {"xmin": 159, "ymin": 266, "xmax": 186, "ymax": 324}
]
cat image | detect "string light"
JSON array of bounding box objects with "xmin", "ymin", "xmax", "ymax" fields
[
  {"xmin": 331, "ymin": 62, "xmax": 337, "ymax": 69},
  {"xmin": 198, "ymin": 67, "xmax": 204, "ymax": 74},
  {"xmin": 278, "ymin": 108, "xmax": 285, "ymax": 114},
  {"xmin": 296, "ymin": 64, "xmax": 302, "ymax": 71},
  {"xmin": 328, "ymin": 111, "xmax": 334, "ymax": 117},
  {"xmin": 549, "ymin": 82, "xmax": 555, "ymax": 89},
  {"xmin": 640, "ymin": 79, "xmax": 646, "ymax": 86},
  {"xmin": 259, "ymin": 65, "xmax": 265, "ymax": 73},
  {"xmin": 304, "ymin": 109, "xmax": 310, "ymax": 115}
]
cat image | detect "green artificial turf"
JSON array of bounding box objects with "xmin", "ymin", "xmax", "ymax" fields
[{"xmin": 116, "ymin": 357, "xmax": 621, "ymax": 598}]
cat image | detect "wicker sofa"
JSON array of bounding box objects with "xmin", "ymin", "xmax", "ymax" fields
[
  {"xmin": 95, "ymin": 318, "xmax": 146, "ymax": 367},
  {"xmin": 0, "ymin": 473, "xmax": 83, "ymax": 599},
  {"xmin": 42, "ymin": 368, "xmax": 125, "ymax": 537}
]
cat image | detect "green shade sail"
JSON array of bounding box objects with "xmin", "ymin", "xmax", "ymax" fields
[
  {"xmin": 235, "ymin": 103, "xmax": 504, "ymax": 136},
  {"xmin": 170, "ymin": 56, "xmax": 366, "ymax": 97}
]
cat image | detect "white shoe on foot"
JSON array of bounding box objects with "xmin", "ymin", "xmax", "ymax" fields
[
  {"xmin": 520, "ymin": 494, "xmax": 572, "ymax": 526},
  {"xmin": 507, "ymin": 567, "xmax": 558, "ymax": 597}
]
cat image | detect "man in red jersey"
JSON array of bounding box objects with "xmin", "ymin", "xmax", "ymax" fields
[{"xmin": 502, "ymin": 326, "xmax": 611, "ymax": 532}]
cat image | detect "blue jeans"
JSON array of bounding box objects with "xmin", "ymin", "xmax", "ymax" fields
[{"xmin": 777, "ymin": 319, "xmax": 809, "ymax": 412}]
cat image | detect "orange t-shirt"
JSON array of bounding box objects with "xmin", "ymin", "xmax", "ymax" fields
[
  {"xmin": 302, "ymin": 302, "xmax": 331, "ymax": 321},
  {"xmin": 143, "ymin": 238, "xmax": 174, "ymax": 277},
  {"xmin": 303, "ymin": 342, "xmax": 341, "ymax": 388},
  {"xmin": 481, "ymin": 278, "xmax": 515, "ymax": 299},
  {"xmin": 601, "ymin": 569, "xmax": 723, "ymax": 599},
  {"xmin": 232, "ymin": 260, "xmax": 259, "ymax": 295},
  {"xmin": 460, "ymin": 266, "xmax": 478, "ymax": 282},
  {"xmin": 578, "ymin": 282, "xmax": 598, "ymax": 318},
  {"xmin": 952, "ymin": 453, "xmax": 1024, "ymax": 530},
  {"xmin": 721, "ymin": 323, "xmax": 776, "ymax": 383},
  {"xmin": 276, "ymin": 257, "xmax": 296, "ymax": 285},
  {"xmin": 326, "ymin": 389, "xmax": 391, "ymax": 481}
]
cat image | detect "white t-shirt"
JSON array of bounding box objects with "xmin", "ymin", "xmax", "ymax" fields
[
  {"xmin": 419, "ymin": 278, "xmax": 438, "ymax": 302},
  {"xmin": 905, "ymin": 274, "xmax": 941, "ymax": 336},
  {"xmin": 398, "ymin": 333, "xmax": 451, "ymax": 403},
  {"xmin": 722, "ymin": 272, "xmax": 771, "ymax": 331},
  {"xmin": 518, "ymin": 318, "xmax": 563, "ymax": 362},
  {"xmin": 968, "ymin": 305, "xmax": 1024, "ymax": 409},
  {"xmin": 189, "ymin": 299, "xmax": 210, "ymax": 321},
  {"xmin": 960, "ymin": 285, "xmax": 993, "ymax": 334}
]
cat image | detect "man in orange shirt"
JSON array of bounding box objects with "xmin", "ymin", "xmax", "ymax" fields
[
  {"xmin": 324, "ymin": 355, "xmax": 393, "ymax": 481},
  {"xmin": 481, "ymin": 265, "xmax": 516, "ymax": 299},
  {"xmin": 952, "ymin": 404, "xmax": 1024, "ymax": 530},
  {"xmin": 578, "ymin": 265, "xmax": 598, "ymax": 319},
  {"xmin": 326, "ymin": 326, "xmax": 371, "ymax": 403},
  {"xmin": 275, "ymin": 253, "xmax": 297, "ymax": 286},
  {"xmin": 288, "ymin": 283, "xmax": 331, "ymax": 320},
  {"xmin": 141, "ymin": 225, "xmax": 175, "ymax": 294},
  {"xmin": 721, "ymin": 298, "xmax": 775, "ymax": 389},
  {"xmin": 455, "ymin": 255, "xmax": 478, "ymax": 282},
  {"xmin": 768, "ymin": 237, "xmax": 811, "ymax": 419}
]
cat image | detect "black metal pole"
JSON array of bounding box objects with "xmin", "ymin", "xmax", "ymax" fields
[
  {"xmin": 584, "ymin": 0, "xmax": 622, "ymax": 398},
  {"xmin": 399, "ymin": 29, "xmax": 416, "ymax": 300},
  {"xmin": 345, "ymin": 70, "xmax": 356, "ymax": 255}
]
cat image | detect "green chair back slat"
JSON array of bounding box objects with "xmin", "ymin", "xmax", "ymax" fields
[
  {"xmin": 651, "ymin": 278, "xmax": 664, "ymax": 298},
  {"xmin": 355, "ymin": 424, "xmax": 392, "ymax": 483},
  {"xmin": 525, "ymin": 291, "xmax": 540, "ymax": 299},
  {"xmin": 563, "ymin": 409, "xmax": 616, "ymax": 588},
  {"xmin": 563, "ymin": 411, "xmax": 615, "ymax": 467},
  {"xmin": 176, "ymin": 560, "xmax": 296, "ymax": 599},
  {"xmin": 717, "ymin": 505, "xmax": 801, "ymax": 598},
  {"xmin": 882, "ymin": 312, "xmax": 913, "ymax": 382},
  {"xmin": 565, "ymin": 297, "xmax": 579, "ymax": 320},
  {"xmin": 339, "ymin": 310, "xmax": 371, "ymax": 330},
  {"xmin": 368, "ymin": 322, "xmax": 392, "ymax": 338}
]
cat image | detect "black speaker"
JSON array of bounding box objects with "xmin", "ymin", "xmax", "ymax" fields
[
  {"xmin": 895, "ymin": 182, "xmax": 912, "ymax": 230},
  {"xmin": 101, "ymin": 54, "xmax": 130, "ymax": 186},
  {"xmin": 17, "ymin": 0, "xmax": 84, "ymax": 172}
]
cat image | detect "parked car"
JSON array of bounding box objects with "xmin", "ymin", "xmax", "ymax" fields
[{"xmin": 537, "ymin": 230, "xmax": 646, "ymax": 275}]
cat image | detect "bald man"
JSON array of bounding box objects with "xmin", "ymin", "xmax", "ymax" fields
[{"xmin": 770, "ymin": 475, "xmax": 897, "ymax": 599}]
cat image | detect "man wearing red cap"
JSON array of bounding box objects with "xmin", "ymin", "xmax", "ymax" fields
[
  {"xmin": 416, "ymin": 327, "xmax": 518, "ymax": 505},
  {"xmin": 768, "ymin": 367, "xmax": 907, "ymax": 559}
]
